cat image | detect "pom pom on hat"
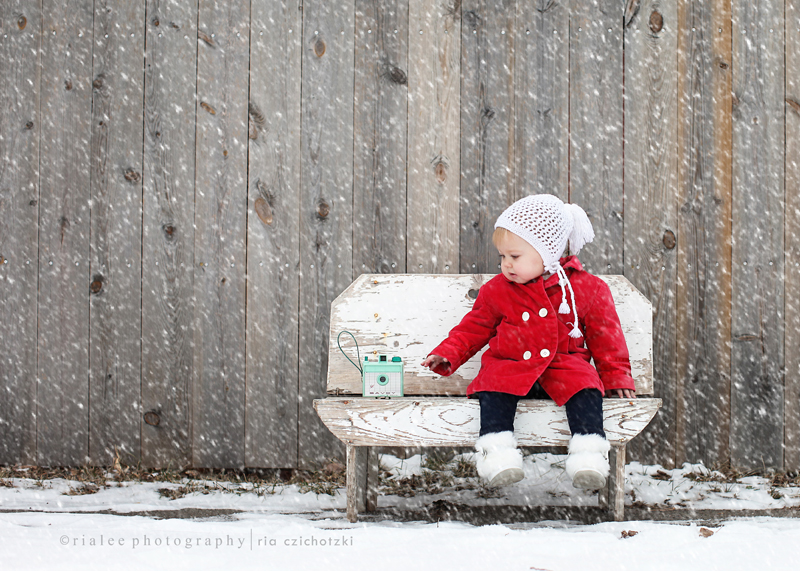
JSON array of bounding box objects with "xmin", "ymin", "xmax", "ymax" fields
[{"xmin": 564, "ymin": 202, "xmax": 595, "ymax": 256}]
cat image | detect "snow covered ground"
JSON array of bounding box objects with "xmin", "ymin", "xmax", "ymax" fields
[{"xmin": 1, "ymin": 452, "xmax": 799, "ymax": 570}]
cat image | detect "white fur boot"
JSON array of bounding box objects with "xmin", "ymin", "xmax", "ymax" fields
[
  {"xmin": 474, "ymin": 431, "xmax": 524, "ymax": 487},
  {"xmin": 565, "ymin": 433, "xmax": 610, "ymax": 490}
]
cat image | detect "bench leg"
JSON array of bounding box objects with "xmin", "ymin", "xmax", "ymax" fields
[
  {"xmin": 608, "ymin": 444, "xmax": 626, "ymax": 521},
  {"xmin": 346, "ymin": 444, "xmax": 368, "ymax": 523},
  {"xmin": 366, "ymin": 446, "xmax": 379, "ymax": 512}
]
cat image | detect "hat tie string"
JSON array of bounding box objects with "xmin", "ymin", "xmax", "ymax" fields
[{"xmin": 554, "ymin": 265, "xmax": 583, "ymax": 338}]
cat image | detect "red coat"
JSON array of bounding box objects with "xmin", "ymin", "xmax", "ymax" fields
[{"xmin": 429, "ymin": 256, "xmax": 636, "ymax": 406}]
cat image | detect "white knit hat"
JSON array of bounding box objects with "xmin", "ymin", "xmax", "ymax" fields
[{"xmin": 495, "ymin": 194, "xmax": 595, "ymax": 338}]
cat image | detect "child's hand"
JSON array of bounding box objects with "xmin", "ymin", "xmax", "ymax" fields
[
  {"xmin": 605, "ymin": 388, "xmax": 636, "ymax": 399},
  {"xmin": 421, "ymin": 354, "xmax": 449, "ymax": 370}
]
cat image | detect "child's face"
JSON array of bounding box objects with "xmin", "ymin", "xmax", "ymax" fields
[{"xmin": 496, "ymin": 232, "xmax": 545, "ymax": 284}]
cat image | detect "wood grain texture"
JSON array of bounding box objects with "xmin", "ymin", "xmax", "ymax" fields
[
  {"xmin": 298, "ymin": 0, "xmax": 356, "ymax": 469},
  {"xmin": 245, "ymin": 0, "xmax": 302, "ymax": 469},
  {"xmin": 315, "ymin": 397, "xmax": 662, "ymax": 446},
  {"xmin": 622, "ymin": 0, "xmax": 679, "ymax": 468},
  {"xmin": 327, "ymin": 274, "xmax": 653, "ymax": 395},
  {"xmin": 460, "ymin": 0, "xmax": 516, "ymax": 274},
  {"xmin": 88, "ymin": 0, "xmax": 146, "ymax": 466},
  {"xmin": 406, "ymin": 0, "xmax": 461, "ymax": 273},
  {"xmin": 730, "ymin": 0, "xmax": 785, "ymax": 469},
  {"xmin": 786, "ymin": 0, "xmax": 800, "ymax": 471},
  {"xmin": 515, "ymin": 0, "xmax": 569, "ymax": 201},
  {"xmin": 36, "ymin": 0, "xmax": 94, "ymax": 466},
  {"xmin": 0, "ymin": 0, "xmax": 41, "ymax": 465},
  {"xmin": 192, "ymin": 0, "xmax": 250, "ymax": 469},
  {"xmin": 568, "ymin": 0, "xmax": 623, "ymax": 275},
  {"xmin": 353, "ymin": 0, "xmax": 408, "ymax": 275},
  {"xmin": 141, "ymin": 0, "xmax": 198, "ymax": 468},
  {"xmin": 674, "ymin": 0, "xmax": 732, "ymax": 469}
]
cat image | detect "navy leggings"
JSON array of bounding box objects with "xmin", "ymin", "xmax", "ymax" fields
[{"xmin": 476, "ymin": 382, "xmax": 605, "ymax": 438}]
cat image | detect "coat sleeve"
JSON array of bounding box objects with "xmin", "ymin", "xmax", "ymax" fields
[
  {"xmin": 427, "ymin": 284, "xmax": 502, "ymax": 377},
  {"xmin": 581, "ymin": 279, "xmax": 637, "ymax": 393}
]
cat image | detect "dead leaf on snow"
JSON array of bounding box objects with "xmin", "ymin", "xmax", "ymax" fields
[
  {"xmin": 621, "ymin": 530, "xmax": 639, "ymax": 539},
  {"xmin": 699, "ymin": 527, "xmax": 715, "ymax": 538}
]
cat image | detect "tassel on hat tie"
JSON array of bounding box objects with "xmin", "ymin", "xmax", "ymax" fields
[{"xmin": 553, "ymin": 264, "xmax": 583, "ymax": 338}]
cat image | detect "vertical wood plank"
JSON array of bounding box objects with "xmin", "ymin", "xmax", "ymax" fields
[
  {"xmin": 787, "ymin": 0, "xmax": 800, "ymax": 472},
  {"xmin": 623, "ymin": 0, "xmax": 679, "ymax": 468},
  {"xmin": 407, "ymin": 0, "xmax": 461, "ymax": 274},
  {"xmin": 515, "ymin": 0, "xmax": 569, "ymax": 201},
  {"xmin": 353, "ymin": 0, "xmax": 409, "ymax": 275},
  {"xmin": 0, "ymin": 1, "xmax": 41, "ymax": 465},
  {"xmin": 730, "ymin": 0, "xmax": 785, "ymax": 469},
  {"xmin": 37, "ymin": 0, "xmax": 93, "ymax": 466},
  {"xmin": 674, "ymin": 0, "xmax": 732, "ymax": 469},
  {"xmin": 460, "ymin": 0, "xmax": 515, "ymax": 274},
  {"xmin": 192, "ymin": 0, "xmax": 250, "ymax": 469},
  {"xmin": 568, "ymin": 0, "xmax": 623, "ymax": 275},
  {"xmin": 298, "ymin": 0, "xmax": 356, "ymax": 469},
  {"xmin": 88, "ymin": 0, "xmax": 146, "ymax": 466},
  {"xmin": 141, "ymin": 0, "xmax": 198, "ymax": 468},
  {"xmin": 245, "ymin": 0, "xmax": 302, "ymax": 468}
]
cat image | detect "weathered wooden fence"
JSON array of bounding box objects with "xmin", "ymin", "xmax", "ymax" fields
[{"xmin": 0, "ymin": 0, "xmax": 798, "ymax": 472}]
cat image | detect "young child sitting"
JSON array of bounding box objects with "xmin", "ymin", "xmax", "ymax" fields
[{"xmin": 421, "ymin": 194, "xmax": 636, "ymax": 490}]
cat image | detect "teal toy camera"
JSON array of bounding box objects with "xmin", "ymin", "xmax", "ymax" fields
[{"xmin": 362, "ymin": 355, "xmax": 404, "ymax": 397}]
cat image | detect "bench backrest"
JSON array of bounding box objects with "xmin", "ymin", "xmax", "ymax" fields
[{"xmin": 327, "ymin": 274, "xmax": 653, "ymax": 396}]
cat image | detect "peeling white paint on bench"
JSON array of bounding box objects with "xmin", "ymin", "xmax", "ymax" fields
[
  {"xmin": 314, "ymin": 397, "xmax": 661, "ymax": 447},
  {"xmin": 328, "ymin": 274, "xmax": 653, "ymax": 396}
]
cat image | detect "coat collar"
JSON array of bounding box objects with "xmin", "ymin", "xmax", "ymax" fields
[{"xmin": 542, "ymin": 255, "xmax": 583, "ymax": 289}]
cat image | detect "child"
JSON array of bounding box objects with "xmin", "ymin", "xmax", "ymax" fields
[{"xmin": 421, "ymin": 194, "xmax": 636, "ymax": 489}]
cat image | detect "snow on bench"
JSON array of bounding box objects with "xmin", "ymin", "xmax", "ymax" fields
[{"xmin": 314, "ymin": 274, "xmax": 662, "ymax": 522}]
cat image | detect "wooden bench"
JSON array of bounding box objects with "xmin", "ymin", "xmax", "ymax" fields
[{"xmin": 314, "ymin": 274, "xmax": 661, "ymax": 522}]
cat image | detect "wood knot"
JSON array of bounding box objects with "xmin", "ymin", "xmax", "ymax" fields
[
  {"xmin": 18, "ymin": 16, "xmax": 27, "ymax": 30},
  {"xmin": 662, "ymin": 229, "xmax": 676, "ymax": 250},
  {"xmin": 649, "ymin": 10, "xmax": 663, "ymax": 33},
  {"xmin": 316, "ymin": 199, "xmax": 330, "ymax": 219},
  {"xmin": 143, "ymin": 411, "xmax": 161, "ymax": 426},
  {"xmin": 388, "ymin": 66, "xmax": 407, "ymax": 85},
  {"xmin": 24, "ymin": 121, "xmax": 34, "ymax": 130},
  {"xmin": 152, "ymin": 18, "xmax": 160, "ymax": 27},
  {"xmin": 65, "ymin": 79, "xmax": 72, "ymax": 91},
  {"xmin": 163, "ymin": 224, "xmax": 176, "ymax": 240},
  {"xmin": 124, "ymin": 168, "xmax": 141, "ymax": 183},
  {"xmin": 434, "ymin": 161, "xmax": 447, "ymax": 184},
  {"xmin": 314, "ymin": 37, "xmax": 326, "ymax": 57},
  {"xmin": 90, "ymin": 275, "xmax": 104, "ymax": 294},
  {"xmin": 468, "ymin": 288, "xmax": 480, "ymax": 300},
  {"xmin": 624, "ymin": 0, "xmax": 641, "ymax": 27},
  {"xmin": 255, "ymin": 196, "xmax": 274, "ymax": 226},
  {"xmin": 198, "ymin": 30, "xmax": 215, "ymax": 47},
  {"xmin": 93, "ymin": 77, "xmax": 103, "ymax": 89}
]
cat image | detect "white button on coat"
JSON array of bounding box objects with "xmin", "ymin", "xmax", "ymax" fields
[
  {"xmin": 523, "ymin": 351, "xmax": 532, "ymax": 360},
  {"xmin": 539, "ymin": 308, "xmax": 548, "ymax": 318},
  {"xmin": 522, "ymin": 312, "xmax": 530, "ymax": 321},
  {"xmin": 540, "ymin": 349, "xmax": 550, "ymax": 358}
]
